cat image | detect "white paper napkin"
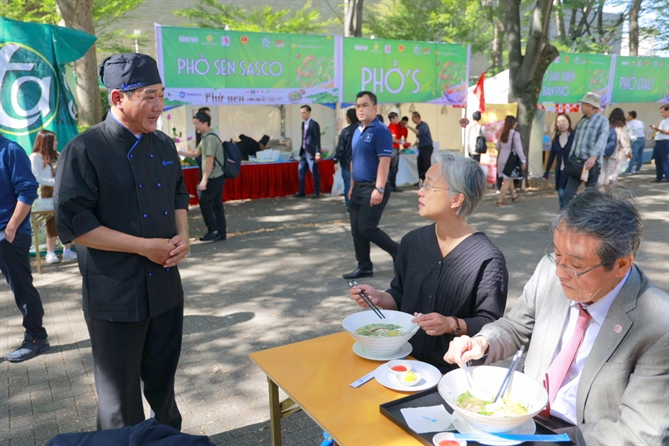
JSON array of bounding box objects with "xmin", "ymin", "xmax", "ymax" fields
[{"xmin": 400, "ymin": 404, "xmax": 454, "ymax": 434}]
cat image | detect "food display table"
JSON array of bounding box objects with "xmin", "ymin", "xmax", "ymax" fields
[
  {"xmin": 249, "ymin": 332, "xmax": 420, "ymax": 446},
  {"xmin": 182, "ymin": 159, "xmax": 335, "ymax": 204}
]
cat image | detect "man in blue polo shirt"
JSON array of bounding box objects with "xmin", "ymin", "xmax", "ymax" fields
[
  {"xmin": 0, "ymin": 133, "xmax": 50, "ymax": 362},
  {"xmin": 342, "ymin": 91, "xmax": 399, "ymax": 279}
]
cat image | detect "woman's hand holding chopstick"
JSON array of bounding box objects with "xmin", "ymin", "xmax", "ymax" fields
[{"xmin": 348, "ymin": 284, "xmax": 398, "ymax": 311}]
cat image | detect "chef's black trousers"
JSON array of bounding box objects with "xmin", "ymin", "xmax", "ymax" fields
[
  {"xmin": 0, "ymin": 233, "xmax": 48, "ymax": 341},
  {"xmin": 84, "ymin": 303, "xmax": 183, "ymax": 431}
]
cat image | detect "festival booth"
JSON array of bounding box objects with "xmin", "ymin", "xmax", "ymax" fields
[
  {"xmin": 538, "ymin": 53, "xmax": 667, "ymax": 173},
  {"xmin": 335, "ymin": 36, "xmax": 469, "ymax": 186},
  {"xmin": 155, "ymin": 26, "xmax": 470, "ymax": 201},
  {"xmin": 466, "ymin": 53, "xmax": 668, "ymax": 182}
]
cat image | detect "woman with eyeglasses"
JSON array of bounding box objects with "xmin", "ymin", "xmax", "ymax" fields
[{"xmin": 350, "ymin": 152, "xmax": 508, "ymax": 373}]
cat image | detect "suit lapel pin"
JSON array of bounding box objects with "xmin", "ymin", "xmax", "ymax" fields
[{"xmin": 614, "ymin": 324, "xmax": 622, "ymax": 333}]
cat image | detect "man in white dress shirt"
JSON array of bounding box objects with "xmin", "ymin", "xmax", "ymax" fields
[{"xmin": 444, "ymin": 186, "xmax": 668, "ymax": 445}]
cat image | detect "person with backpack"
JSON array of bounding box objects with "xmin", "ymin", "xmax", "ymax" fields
[
  {"xmin": 194, "ymin": 110, "xmax": 227, "ymax": 241},
  {"xmin": 600, "ymin": 108, "xmax": 631, "ymax": 187}
]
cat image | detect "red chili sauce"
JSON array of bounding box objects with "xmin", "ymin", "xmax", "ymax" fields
[{"xmin": 390, "ymin": 365, "xmax": 407, "ymax": 372}]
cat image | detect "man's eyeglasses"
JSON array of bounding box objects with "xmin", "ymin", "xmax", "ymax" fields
[
  {"xmin": 418, "ymin": 179, "xmax": 449, "ymax": 193},
  {"xmin": 543, "ymin": 243, "xmax": 604, "ymax": 279}
]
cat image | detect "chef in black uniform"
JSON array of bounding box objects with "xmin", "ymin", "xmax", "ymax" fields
[{"xmin": 54, "ymin": 53, "xmax": 189, "ymax": 431}]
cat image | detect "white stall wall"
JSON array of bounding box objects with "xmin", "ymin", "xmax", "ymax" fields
[
  {"xmin": 284, "ymin": 104, "xmax": 338, "ymax": 158},
  {"xmin": 160, "ymin": 105, "xmax": 282, "ymax": 151}
]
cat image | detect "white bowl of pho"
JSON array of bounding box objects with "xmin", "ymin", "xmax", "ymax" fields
[
  {"xmin": 437, "ymin": 366, "xmax": 548, "ymax": 433},
  {"xmin": 341, "ymin": 310, "xmax": 416, "ymax": 356}
]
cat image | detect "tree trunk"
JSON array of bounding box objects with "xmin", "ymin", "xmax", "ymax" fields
[
  {"xmin": 344, "ymin": 0, "xmax": 364, "ymax": 37},
  {"xmin": 501, "ymin": 0, "xmax": 558, "ymax": 185},
  {"xmin": 56, "ymin": 0, "xmax": 102, "ymax": 126},
  {"xmin": 492, "ymin": 19, "xmax": 505, "ymax": 71},
  {"xmin": 628, "ymin": 0, "xmax": 642, "ymax": 56},
  {"xmin": 554, "ymin": 0, "xmax": 566, "ymax": 39}
]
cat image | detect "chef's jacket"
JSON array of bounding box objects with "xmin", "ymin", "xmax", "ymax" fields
[{"xmin": 55, "ymin": 112, "xmax": 190, "ymax": 322}]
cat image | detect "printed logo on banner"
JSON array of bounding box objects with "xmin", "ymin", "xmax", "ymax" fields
[
  {"xmin": 275, "ymin": 40, "xmax": 285, "ymax": 48},
  {"xmin": 413, "ymin": 45, "xmax": 421, "ymax": 55},
  {"xmin": 206, "ymin": 35, "xmax": 213, "ymax": 43},
  {"xmin": 398, "ymin": 44, "xmax": 405, "ymax": 53},
  {"xmin": 179, "ymin": 35, "xmax": 198, "ymax": 43},
  {"xmin": 262, "ymin": 38, "xmax": 272, "ymax": 49},
  {"xmin": 241, "ymin": 36, "xmax": 249, "ymax": 45},
  {"xmin": 0, "ymin": 43, "xmax": 59, "ymax": 135},
  {"xmin": 384, "ymin": 45, "xmax": 391, "ymax": 54},
  {"xmin": 423, "ymin": 48, "xmax": 430, "ymax": 55},
  {"xmin": 221, "ymin": 36, "xmax": 230, "ymax": 46}
]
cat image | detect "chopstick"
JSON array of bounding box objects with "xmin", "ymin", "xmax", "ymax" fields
[
  {"xmin": 493, "ymin": 345, "xmax": 525, "ymax": 403},
  {"xmin": 347, "ymin": 279, "xmax": 385, "ymax": 319}
]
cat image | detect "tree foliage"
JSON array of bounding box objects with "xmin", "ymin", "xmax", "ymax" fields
[
  {"xmin": 0, "ymin": 0, "xmax": 145, "ymax": 54},
  {"xmin": 364, "ymin": 0, "xmax": 489, "ymax": 52},
  {"xmin": 0, "ymin": 0, "xmax": 60, "ymax": 24},
  {"xmin": 174, "ymin": 0, "xmax": 336, "ymax": 34}
]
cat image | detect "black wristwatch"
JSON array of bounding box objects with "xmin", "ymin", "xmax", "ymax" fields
[
  {"xmin": 375, "ymin": 186, "xmax": 385, "ymax": 194},
  {"xmin": 452, "ymin": 317, "xmax": 461, "ymax": 335}
]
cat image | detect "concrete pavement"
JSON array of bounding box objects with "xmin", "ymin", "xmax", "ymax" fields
[{"xmin": 1, "ymin": 168, "xmax": 667, "ymax": 445}]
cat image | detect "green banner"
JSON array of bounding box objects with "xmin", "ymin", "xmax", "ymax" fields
[
  {"xmin": 539, "ymin": 52, "xmax": 613, "ymax": 105},
  {"xmin": 156, "ymin": 25, "xmax": 338, "ymax": 105},
  {"xmin": 611, "ymin": 56, "xmax": 669, "ymax": 103},
  {"xmin": 0, "ymin": 17, "xmax": 95, "ymax": 154},
  {"xmin": 342, "ymin": 38, "xmax": 469, "ymax": 104}
]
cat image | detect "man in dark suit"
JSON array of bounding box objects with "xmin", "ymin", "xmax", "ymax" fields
[{"xmin": 294, "ymin": 105, "xmax": 321, "ymax": 198}]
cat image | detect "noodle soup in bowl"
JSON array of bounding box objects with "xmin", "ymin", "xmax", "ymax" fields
[
  {"xmin": 342, "ymin": 310, "xmax": 417, "ymax": 356},
  {"xmin": 438, "ymin": 366, "xmax": 548, "ymax": 433}
]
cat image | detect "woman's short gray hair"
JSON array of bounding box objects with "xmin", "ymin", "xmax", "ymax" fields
[
  {"xmin": 434, "ymin": 151, "xmax": 485, "ymax": 220},
  {"xmin": 550, "ymin": 187, "xmax": 643, "ymax": 270}
]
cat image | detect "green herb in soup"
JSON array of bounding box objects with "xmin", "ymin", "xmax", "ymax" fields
[
  {"xmin": 457, "ymin": 391, "xmax": 529, "ymax": 417},
  {"xmin": 355, "ymin": 323, "xmax": 403, "ymax": 337}
]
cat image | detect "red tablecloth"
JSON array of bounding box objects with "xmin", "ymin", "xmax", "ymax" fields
[{"xmin": 182, "ymin": 159, "xmax": 335, "ymax": 204}]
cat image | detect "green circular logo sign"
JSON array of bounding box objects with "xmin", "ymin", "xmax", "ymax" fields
[{"xmin": 0, "ymin": 42, "xmax": 60, "ymax": 136}]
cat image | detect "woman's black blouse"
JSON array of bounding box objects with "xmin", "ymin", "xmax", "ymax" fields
[{"xmin": 387, "ymin": 225, "xmax": 508, "ymax": 373}]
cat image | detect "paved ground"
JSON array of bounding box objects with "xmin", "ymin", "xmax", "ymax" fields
[{"xmin": 1, "ymin": 169, "xmax": 667, "ymax": 446}]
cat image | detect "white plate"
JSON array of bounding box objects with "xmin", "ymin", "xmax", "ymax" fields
[
  {"xmin": 352, "ymin": 341, "xmax": 413, "ymax": 361},
  {"xmin": 451, "ymin": 412, "xmax": 536, "ymax": 446},
  {"xmin": 374, "ymin": 360, "xmax": 442, "ymax": 392}
]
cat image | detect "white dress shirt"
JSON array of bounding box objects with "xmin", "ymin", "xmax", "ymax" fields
[
  {"xmin": 550, "ymin": 268, "xmax": 631, "ymax": 424},
  {"xmin": 302, "ymin": 118, "xmax": 311, "ymax": 148},
  {"xmin": 656, "ymin": 118, "xmax": 669, "ymax": 141}
]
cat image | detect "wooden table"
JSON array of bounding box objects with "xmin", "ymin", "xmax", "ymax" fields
[
  {"xmin": 249, "ymin": 332, "xmax": 424, "ymax": 446},
  {"xmin": 30, "ymin": 209, "xmax": 54, "ymax": 274}
]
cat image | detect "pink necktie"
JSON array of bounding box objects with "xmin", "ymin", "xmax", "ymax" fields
[{"xmin": 545, "ymin": 304, "xmax": 592, "ymax": 405}]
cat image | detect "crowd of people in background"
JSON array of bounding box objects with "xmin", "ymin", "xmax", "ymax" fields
[{"xmin": 1, "ymin": 49, "xmax": 669, "ymax": 445}]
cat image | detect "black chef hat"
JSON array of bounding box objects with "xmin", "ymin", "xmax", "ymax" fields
[
  {"xmin": 98, "ymin": 53, "xmax": 163, "ymax": 92},
  {"xmin": 259, "ymin": 135, "xmax": 270, "ymax": 146}
]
